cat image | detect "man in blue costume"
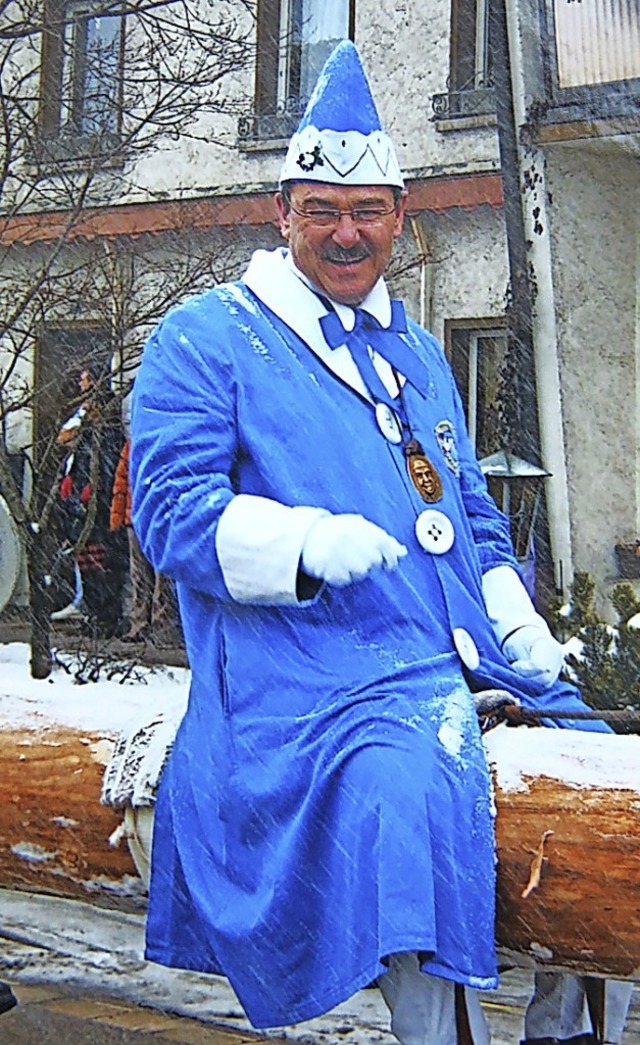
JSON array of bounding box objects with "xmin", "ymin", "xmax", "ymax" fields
[{"xmin": 130, "ymin": 41, "xmax": 631, "ymax": 1045}]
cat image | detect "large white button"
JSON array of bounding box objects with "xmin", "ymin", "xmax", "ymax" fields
[
  {"xmin": 453, "ymin": 627, "xmax": 480, "ymax": 671},
  {"xmin": 375, "ymin": 403, "xmax": 402, "ymax": 444},
  {"xmin": 415, "ymin": 509, "xmax": 455, "ymax": 554}
]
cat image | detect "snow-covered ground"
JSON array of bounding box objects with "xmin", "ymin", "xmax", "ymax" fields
[{"xmin": 0, "ymin": 641, "xmax": 190, "ymax": 735}]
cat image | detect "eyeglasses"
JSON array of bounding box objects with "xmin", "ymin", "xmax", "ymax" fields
[{"xmin": 287, "ymin": 201, "xmax": 398, "ymax": 228}]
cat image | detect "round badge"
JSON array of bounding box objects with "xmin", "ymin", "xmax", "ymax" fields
[
  {"xmin": 453, "ymin": 627, "xmax": 480, "ymax": 671},
  {"xmin": 375, "ymin": 403, "xmax": 402, "ymax": 444},
  {"xmin": 415, "ymin": 509, "xmax": 455, "ymax": 554}
]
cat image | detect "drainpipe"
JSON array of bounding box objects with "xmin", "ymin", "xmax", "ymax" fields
[
  {"xmin": 409, "ymin": 216, "xmax": 433, "ymax": 332},
  {"xmin": 491, "ymin": 0, "xmax": 574, "ymax": 595}
]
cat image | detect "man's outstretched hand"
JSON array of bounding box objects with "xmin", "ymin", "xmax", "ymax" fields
[{"xmin": 301, "ymin": 514, "xmax": 407, "ymax": 586}]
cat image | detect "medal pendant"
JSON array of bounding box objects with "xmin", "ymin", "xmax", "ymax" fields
[{"xmin": 405, "ymin": 439, "xmax": 443, "ymax": 504}]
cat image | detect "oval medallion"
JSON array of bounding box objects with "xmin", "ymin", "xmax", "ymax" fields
[{"xmin": 405, "ymin": 439, "xmax": 443, "ymax": 503}]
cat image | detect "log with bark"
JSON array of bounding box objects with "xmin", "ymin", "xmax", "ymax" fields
[
  {"xmin": 484, "ymin": 725, "xmax": 640, "ymax": 979},
  {"xmin": 0, "ymin": 725, "xmax": 143, "ymax": 907},
  {"xmin": 0, "ymin": 684, "xmax": 639, "ymax": 978}
]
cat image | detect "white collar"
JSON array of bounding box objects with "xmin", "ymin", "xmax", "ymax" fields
[
  {"xmin": 284, "ymin": 252, "xmax": 393, "ymax": 331},
  {"xmin": 242, "ymin": 247, "xmax": 399, "ymax": 402}
]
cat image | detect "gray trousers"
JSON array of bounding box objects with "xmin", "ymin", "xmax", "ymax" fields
[
  {"xmin": 378, "ymin": 953, "xmax": 490, "ymax": 1045},
  {"xmin": 378, "ymin": 956, "xmax": 633, "ymax": 1045},
  {"xmin": 523, "ymin": 972, "xmax": 633, "ymax": 1044}
]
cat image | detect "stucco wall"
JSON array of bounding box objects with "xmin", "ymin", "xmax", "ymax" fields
[
  {"xmin": 546, "ymin": 143, "xmax": 639, "ymax": 586},
  {"xmin": 421, "ymin": 205, "xmax": 508, "ymax": 342},
  {"xmin": 84, "ymin": 0, "xmax": 502, "ymax": 208}
]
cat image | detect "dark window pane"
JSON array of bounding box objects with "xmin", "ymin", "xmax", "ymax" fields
[{"xmin": 61, "ymin": 5, "xmax": 121, "ymax": 134}]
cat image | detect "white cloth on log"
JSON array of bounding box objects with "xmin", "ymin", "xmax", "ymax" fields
[{"xmin": 101, "ymin": 699, "xmax": 187, "ymax": 810}]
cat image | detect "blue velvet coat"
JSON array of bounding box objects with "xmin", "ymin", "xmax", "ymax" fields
[{"xmin": 130, "ymin": 248, "xmax": 606, "ymax": 1029}]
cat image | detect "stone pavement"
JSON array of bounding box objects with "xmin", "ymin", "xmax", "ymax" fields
[
  {"xmin": 1, "ymin": 888, "xmax": 640, "ymax": 1044},
  {"xmin": 3, "ymin": 974, "xmax": 639, "ymax": 1045},
  {"xmin": 2, "ymin": 982, "xmax": 279, "ymax": 1044}
]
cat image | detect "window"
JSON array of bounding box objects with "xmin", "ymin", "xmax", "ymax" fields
[
  {"xmin": 447, "ymin": 319, "xmax": 543, "ymax": 580},
  {"xmin": 275, "ymin": 0, "xmax": 352, "ymax": 110},
  {"xmin": 432, "ymin": 0, "xmax": 495, "ymax": 120},
  {"xmin": 445, "ymin": 320, "xmax": 507, "ymax": 459},
  {"xmin": 552, "ymin": 0, "xmax": 640, "ymax": 89},
  {"xmin": 538, "ymin": 0, "xmax": 640, "ymax": 122},
  {"xmin": 239, "ymin": 0, "xmax": 354, "ymax": 143},
  {"xmin": 40, "ymin": 0, "xmax": 123, "ymax": 143}
]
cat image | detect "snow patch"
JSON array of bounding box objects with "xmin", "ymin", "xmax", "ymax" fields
[
  {"xmin": 0, "ymin": 643, "xmax": 190, "ymax": 736},
  {"xmin": 11, "ymin": 842, "xmax": 57, "ymax": 864},
  {"xmin": 484, "ymin": 725, "xmax": 640, "ymax": 793}
]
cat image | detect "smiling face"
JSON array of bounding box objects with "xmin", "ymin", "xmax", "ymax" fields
[{"xmin": 276, "ymin": 182, "xmax": 407, "ymax": 306}]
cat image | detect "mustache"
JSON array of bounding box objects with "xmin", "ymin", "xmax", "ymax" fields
[{"xmin": 322, "ymin": 246, "xmax": 371, "ymax": 264}]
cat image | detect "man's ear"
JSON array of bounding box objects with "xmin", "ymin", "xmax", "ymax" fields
[{"xmin": 275, "ymin": 192, "xmax": 291, "ymax": 239}]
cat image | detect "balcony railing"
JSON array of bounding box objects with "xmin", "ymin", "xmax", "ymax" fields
[
  {"xmin": 238, "ymin": 108, "xmax": 302, "ymax": 146},
  {"xmin": 431, "ymin": 85, "xmax": 495, "ymax": 121}
]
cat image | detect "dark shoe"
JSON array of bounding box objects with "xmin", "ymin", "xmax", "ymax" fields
[{"xmin": 0, "ymin": 981, "xmax": 17, "ymax": 1015}]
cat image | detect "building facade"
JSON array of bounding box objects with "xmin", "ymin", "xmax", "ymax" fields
[{"xmin": 0, "ymin": 0, "xmax": 638, "ymax": 612}]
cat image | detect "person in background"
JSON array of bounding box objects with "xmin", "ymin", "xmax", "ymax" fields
[
  {"xmin": 110, "ymin": 437, "xmax": 177, "ymax": 644},
  {"xmin": 51, "ymin": 367, "xmax": 97, "ymax": 621},
  {"xmin": 129, "ymin": 42, "xmax": 630, "ymax": 1045},
  {"xmin": 54, "ymin": 367, "xmax": 127, "ymax": 637}
]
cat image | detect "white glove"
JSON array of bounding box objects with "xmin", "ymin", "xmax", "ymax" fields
[
  {"xmin": 301, "ymin": 514, "xmax": 407, "ymax": 587},
  {"xmin": 502, "ymin": 624, "xmax": 565, "ymax": 688},
  {"xmin": 482, "ymin": 564, "xmax": 564, "ymax": 689}
]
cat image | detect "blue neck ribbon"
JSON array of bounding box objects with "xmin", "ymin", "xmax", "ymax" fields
[{"xmin": 319, "ymin": 300, "xmax": 431, "ymax": 410}]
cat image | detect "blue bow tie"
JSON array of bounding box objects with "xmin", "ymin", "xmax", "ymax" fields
[{"xmin": 319, "ymin": 301, "xmax": 431, "ymax": 409}]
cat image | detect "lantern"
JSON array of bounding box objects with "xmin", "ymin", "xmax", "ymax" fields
[{"xmin": 479, "ymin": 450, "xmax": 551, "ymax": 597}]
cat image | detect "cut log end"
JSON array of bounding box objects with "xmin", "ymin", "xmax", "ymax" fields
[{"xmin": 0, "ymin": 727, "xmax": 144, "ymax": 910}]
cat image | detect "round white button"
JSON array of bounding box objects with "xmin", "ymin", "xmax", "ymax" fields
[
  {"xmin": 375, "ymin": 403, "xmax": 402, "ymax": 444},
  {"xmin": 415, "ymin": 509, "xmax": 455, "ymax": 554},
  {"xmin": 453, "ymin": 627, "xmax": 480, "ymax": 671}
]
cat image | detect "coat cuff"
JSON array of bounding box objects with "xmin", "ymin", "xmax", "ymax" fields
[
  {"xmin": 216, "ymin": 494, "xmax": 329, "ymax": 604},
  {"xmin": 482, "ymin": 563, "xmax": 547, "ymax": 645}
]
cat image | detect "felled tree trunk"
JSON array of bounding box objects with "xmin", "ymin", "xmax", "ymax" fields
[
  {"xmin": 1, "ymin": 699, "xmax": 639, "ymax": 977},
  {"xmin": 485, "ymin": 726, "xmax": 640, "ymax": 979},
  {"xmin": 0, "ymin": 726, "xmax": 141, "ymax": 907}
]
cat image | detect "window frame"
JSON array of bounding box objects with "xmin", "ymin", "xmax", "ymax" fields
[
  {"xmin": 444, "ymin": 317, "xmax": 507, "ymax": 458},
  {"xmin": 432, "ymin": 0, "xmax": 495, "ymax": 121},
  {"xmin": 39, "ymin": 0, "xmax": 125, "ymax": 152},
  {"xmin": 240, "ymin": 0, "xmax": 355, "ymax": 145},
  {"xmin": 537, "ymin": 0, "xmax": 640, "ymax": 125}
]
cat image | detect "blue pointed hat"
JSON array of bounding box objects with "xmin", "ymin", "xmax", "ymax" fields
[{"xmin": 280, "ymin": 41, "xmax": 404, "ymax": 188}]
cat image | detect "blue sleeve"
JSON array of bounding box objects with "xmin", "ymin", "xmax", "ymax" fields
[{"xmin": 129, "ymin": 295, "xmax": 237, "ymax": 599}]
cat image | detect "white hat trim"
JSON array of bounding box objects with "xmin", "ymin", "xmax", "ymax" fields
[{"xmin": 280, "ymin": 126, "xmax": 404, "ymax": 187}]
